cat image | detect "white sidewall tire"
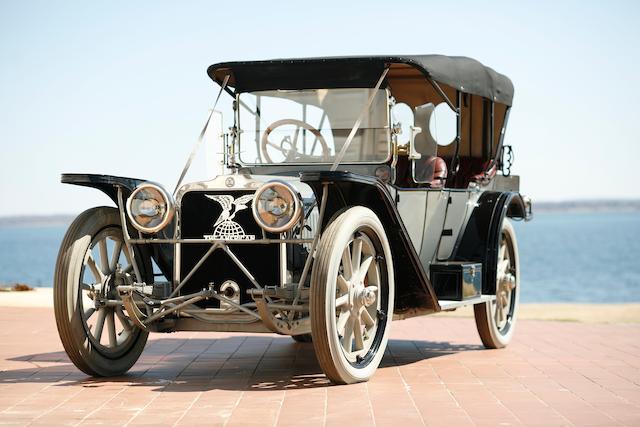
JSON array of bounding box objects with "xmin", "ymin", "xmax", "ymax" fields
[{"xmin": 310, "ymin": 206, "xmax": 394, "ymax": 384}]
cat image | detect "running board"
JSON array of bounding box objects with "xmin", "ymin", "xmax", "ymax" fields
[{"xmin": 439, "ymin": 294, "xmax": 495, "ymax": 311}]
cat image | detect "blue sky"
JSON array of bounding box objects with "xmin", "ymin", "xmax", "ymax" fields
[{"xmin": 0, "ymin": 0, "xmax": 639, "ymax": 215}]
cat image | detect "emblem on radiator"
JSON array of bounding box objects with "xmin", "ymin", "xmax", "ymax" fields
[{"xmin": 203, "ymin": 194, "xmax": 256, "ymax": 240}]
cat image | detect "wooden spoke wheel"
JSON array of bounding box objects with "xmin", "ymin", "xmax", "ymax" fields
[
  {"xmin": 54, "ymin": 207, "xmax": 151, "ymax": 376},
  {"xmin": 310, "ymin": 207, "xmax": 394, "ymax": 384}
]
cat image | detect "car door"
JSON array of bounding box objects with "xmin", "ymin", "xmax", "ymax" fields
[
  {"xmin": 435, "ymin": 191, "xmax": 474, "ymax": 261},
  {"xmin": 419, "ymin": 189, "xmax": 448, "ymax": 266},
  {"xmin": 395, "ymin": 189, "xmax": 427, "ymax": 254}
]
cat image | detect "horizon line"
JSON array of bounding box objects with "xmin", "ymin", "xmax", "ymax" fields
[{"xmin": 1, "ymin": 198, "xmax": 639, "ymax": 221}]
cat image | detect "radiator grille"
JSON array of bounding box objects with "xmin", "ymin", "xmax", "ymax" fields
[{"xmin": 179, "ymin": 190, "xmax": 279, "ymax": 306}]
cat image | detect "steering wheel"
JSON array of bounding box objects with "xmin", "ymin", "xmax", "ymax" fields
[{"xmin": 261, "ymin": 119, "xmax": 330, "ymax": 163}]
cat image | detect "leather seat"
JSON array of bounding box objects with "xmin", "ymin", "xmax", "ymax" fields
[
  {"xmin": 415, "ymin": 156, "xmax": 448, "ymax": 188},
  {"xmin": 424, "ymin": 156, "xmax": 447, "ymax": 188},
  {"xmin": 444, "ymin": 157, "xmax": 496, "ymax": 188},
  {"xmin": 470, "ymin": 161, "xmax": 497, "ymax": 183},
  {"xmin": 430, "ymin": 157, "xmax": 448, "ymax": 187}
]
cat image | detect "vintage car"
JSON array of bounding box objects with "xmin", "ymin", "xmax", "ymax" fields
[{"xmin": 54, "ymin": 55, "xmax": 532, "ymax": 384}]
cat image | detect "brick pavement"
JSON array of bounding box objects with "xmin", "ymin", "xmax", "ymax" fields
[{"xmin": 0, "ymin": 307, "xmax": 638, "ymax": 426}]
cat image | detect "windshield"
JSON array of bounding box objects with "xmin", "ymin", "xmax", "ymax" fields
[{"xmin": 237, "ymin": 88, "xmax": 389, "ymax": 165}]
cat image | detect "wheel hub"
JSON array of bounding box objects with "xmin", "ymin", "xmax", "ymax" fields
[
  {"xmin": 92, "ymin": 266, "xmax": 131, "ymax": 309},
  {"xmin": 494, "ymin": 238, "xmax": 516, "ymax": 328},
  {"xmin": 349, "ymin": 281, "xmax": 376, "ymax": 311},
  {"xmin": 499, "ymin": 273, "xmax": 516, "ymax": 291},
  {"xmin": 75, "ymin": 226, "xmax": 140, "ymax": 355}
]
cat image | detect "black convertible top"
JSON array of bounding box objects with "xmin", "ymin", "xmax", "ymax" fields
[{"xmin": 207, "ymin": 55, "xmax": 514, "ymax": 106}]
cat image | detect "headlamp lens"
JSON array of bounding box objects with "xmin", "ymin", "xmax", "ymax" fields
[
  {"xmin": 126, "ymin": 184, "xmax": 174, "ymax": 233},
  {"xmin": 252, "ymin": 181, "xmax": 300, "ymax": 233}
]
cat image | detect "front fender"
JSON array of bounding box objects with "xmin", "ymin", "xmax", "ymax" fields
[
  {"xmin": 61, "ymin": 173, "xmax": 146, "ymax": 204},
  {"xmin": 61, "ymin": 173, "xmax": 174, "ymax": 282},
  {"xmin": 301, "ymin": 171, "xmax": 440, "ymax": 315}
]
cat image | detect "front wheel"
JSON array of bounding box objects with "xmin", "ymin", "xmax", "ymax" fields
[
  {"xmin": 474, "ymin": 219, "xmax": 520, "ymax": 348},
  {"xmin": 54, "ymin": 207, "xmax": 150, "ymax": 376},
  {"xmin": 310, "ymin": 207, "xmax": 394, "ymax": 384}
]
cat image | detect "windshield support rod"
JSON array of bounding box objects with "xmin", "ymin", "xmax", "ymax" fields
[
  {"xmin": 330, "ymin": 67, "xmax": 389, "ymax": 171},
  {"xmin": 174, "ymin": 74, "xmax": 230, "ymax": 195},
  {"xmin": 309, "ymin": 112, "xmax": 327, "ymax": 154}
]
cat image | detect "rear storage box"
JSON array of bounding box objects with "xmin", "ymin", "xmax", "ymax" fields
[{"xmin": 430, "ymin": 262, "xmax": 482, "ymax": 301}]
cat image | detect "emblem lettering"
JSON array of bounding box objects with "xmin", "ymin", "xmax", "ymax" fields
[{"xmin": 203, "ymin": 194, "xmax": 256, "ymax": 240}]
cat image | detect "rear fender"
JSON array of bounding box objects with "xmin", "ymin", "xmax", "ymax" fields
[{"xmin": 453, "ymin": 191, "xmax": 529, "ymax": 294}]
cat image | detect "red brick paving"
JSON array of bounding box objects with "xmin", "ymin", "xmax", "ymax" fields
[{"xmin": 0, "ymin": 307, "xmax": 639, "ymax": 426}]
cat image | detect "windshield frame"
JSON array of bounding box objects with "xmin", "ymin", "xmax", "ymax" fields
[{"xmin": 233, "ymin": 88, "xmax": 392, "ymax": 167}]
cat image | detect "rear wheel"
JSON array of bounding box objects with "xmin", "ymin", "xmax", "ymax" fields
[
  {"xmin": 474, "ymin": 219, "xmax": 519, "ymax": 348},
  {"xmin": 54, "ymin": 207, "xmax": 150, "ymax": 376},
  {"xmin": 310, "ymin": 207, "xmax": 394, "ymax": 384}
]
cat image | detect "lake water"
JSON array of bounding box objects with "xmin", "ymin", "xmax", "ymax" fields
[{"xmin": 0, "ymin": 211, "xmax": 638, "ymax": 303}]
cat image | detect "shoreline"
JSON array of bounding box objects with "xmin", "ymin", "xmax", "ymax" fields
[
  {"xmin": 1, "ymin": 201, "xmax": 639, "ymax": 226},
  {"xmin": 2, "ymin": 288, "xmax": 638, "ymax": 323}
]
